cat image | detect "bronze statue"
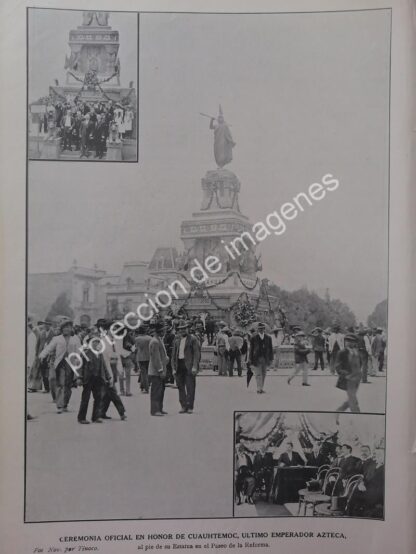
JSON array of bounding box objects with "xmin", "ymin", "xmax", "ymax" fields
[{"xmin": 201, "ymin": 105, "xmax": 236, "ymax": 168}]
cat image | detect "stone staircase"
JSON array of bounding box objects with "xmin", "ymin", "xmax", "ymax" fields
[{"xmin": 59, "ymin": 149, "xmax": 106, "ymax": 161}]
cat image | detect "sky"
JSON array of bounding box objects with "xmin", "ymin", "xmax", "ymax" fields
[
  {"xmin": 28, "ymin": 9, "xmax": 138, "ymax": 101},
  {"xmin": 28, "ymin": 10, "xmax": 391, "ymax": 322}
]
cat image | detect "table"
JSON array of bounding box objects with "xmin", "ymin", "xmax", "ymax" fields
[{"xmin": 272, "ymin": 465, "xmax": 318, "ymax": 504}]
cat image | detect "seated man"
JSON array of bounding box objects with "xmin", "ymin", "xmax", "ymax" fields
[
  {"xmin": 339, "ymin": 444, "xmax": 362, "ymax": 480},
  {"xmin": 348, "ymin": 447, "xmax": 385, "ymax": 517},
  {"xmin": 278, "ymin": 442, "xmax": 305, "ymax": 467},
  {"xmin": 235, "ymin": 445, "xmax": 255, "ymax": 505}
]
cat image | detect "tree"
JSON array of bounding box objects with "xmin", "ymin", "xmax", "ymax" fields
[
  {"xmin": 367, "ymin": 299, "xmax": 387, "ymax": 329},
  {"xmin": 47, "ymin": 291, "xmax": 74, "ymax": 320},
  {"xmin": 266, "ymin": 283, "xmax": 356, "ymax": 333}
]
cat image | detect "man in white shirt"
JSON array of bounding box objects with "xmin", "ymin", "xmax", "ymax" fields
[
  {"xmin": 39, "ymin": 320, "xmax": 81, "ymax": 414},
  {"xmin": 171, "ymin": 322, "xmax": 200, "ymax": 413}
]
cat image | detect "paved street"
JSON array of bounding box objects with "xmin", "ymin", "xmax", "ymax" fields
[{"xmin": 26, "ymin": 372, "xmax": 386, "ymax": 522}]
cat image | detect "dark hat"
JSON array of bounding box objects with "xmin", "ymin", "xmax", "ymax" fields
[
  {"xmin": 60, "ymin": 319, "xmax": 73, "ymax": 330},
  {"xmin": 344, "ymin": 333, "xmax": 358, "ymax": 343},
  {"xmin": 257, "ymin": 322, "xmax": 266, "ymax": 329},
  {"xmin": 96, "ymin": 318, "xmax": 108, "ymax": 329},
  {"xmin": 150, "ymin": 321, "xmax": 165, "ymax": 333}
]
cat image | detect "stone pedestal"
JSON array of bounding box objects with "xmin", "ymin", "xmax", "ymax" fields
[
  {"xmin": 200, "ymin": 346, "xmax": 216, "ymax": 371},
  {"xmin": 106, "ymin": 141, "xmax": 122, "ymax": 161},
  {"xmin": 40, "ymin": 137, "xmax": 61, "ymax": 160}
]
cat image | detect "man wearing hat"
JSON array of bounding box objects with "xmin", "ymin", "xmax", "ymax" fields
[
  {"xmin": 228, "ymin": 329, "xmax": 244, "ymax": 377},
  {"xmin": 271, "ymin": 326, "xmax": 282, "ymax": 368},
  {"xmin": 215, "ymin": 325, "xmax": 230, "ymax": 376},
  {"xmin": 249, "ymin": 322, "xmax": 273, "ymax": 394},
  {"xmin": 77, "ymin": 328, "xmax": 112, "ymax": 424},
  {"xmin": 38, "ymin": 319, "xmax": 54, "ymax": 393},
  {"xmin": 39, "ymin": 320, "xmax": 81, "ymax": 413},
  {"xmin": 171, "ymin": 321, "xmax": 200, "ymax": 413},
  {"xmin": 328, "ymin": 323, "xmax": 344, "ymax": 375},
  {"xmin": 148, "ymin": 321, "xmax": 169, "ymax": 416},
  {"xmin": 135, "ymin": 324, "xmax": 152, "ymax": 393},
  {"xmin": 335, "ymin": 333, "xmax": 362, "ymax": 413},
  {"xmin": 288, "ymin": 330, "xmax": 311, "ymax": 386},
  {"xmin": 371, "ymin": 328, "xmax": 386, "ymax": 374},
  {"xmin": 312, "ymin": 327, "xmax": 325, "ymax": 371},
  {"xmin": 357, "ymin": 328, "xmax": 372, "ymax": 383}
]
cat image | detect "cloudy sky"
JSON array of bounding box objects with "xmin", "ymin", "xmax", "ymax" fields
[{"xmin": 28, "ymin": 9, "xmax": 391, "ymax": 322}]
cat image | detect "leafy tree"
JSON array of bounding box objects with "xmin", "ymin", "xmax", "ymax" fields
[
  {"xmin": 266, "ymin": 283, "xmax": 356, "ymax": 333},
  {"xmin": 367, "ymin": 299, "xmax": 387, "ymax": 329},
  {"xmin": 47, "ymin": 291, "xmax": 74, "ymax": 320}
]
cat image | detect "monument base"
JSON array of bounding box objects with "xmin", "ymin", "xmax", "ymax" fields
[
  {"xmin": 40, "ymin": 137, "xmax": 61, "ymax": 160},
  {"xmin": 106, "ymin": 141, "xmax": 122, "ymax": 161}
]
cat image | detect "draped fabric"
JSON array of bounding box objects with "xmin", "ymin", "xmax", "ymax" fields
[
  {"xmin": 235, "ymin": 412, "xmax": 384, "ymax": 458},
  {"xmin": 213, "ymin": 123, "xmax": 235, "ymax": 168}
]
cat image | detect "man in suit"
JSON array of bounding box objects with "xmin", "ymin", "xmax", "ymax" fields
[
  {"xmin": 79, "ymin": 114, "xmax": 91, "ymax": 158},
  {"xmin": 357, "ymin": 328, "xmax": 372, "ymax": 383},
  {"xmin": 94, "ymin": 113, "xmax": 108, "ymax": 159},
  {"xmin": 312, "ymin": 327, "xmax": 325, "ymax": 370},
  {"xmin": 348, "ymin": 447, "xmax": 385, "ymax": 517},
  {"xmin": 278, "ymin": 442, "xmax": 305, "ymax": 467},
  {"xmin": 360, "ymin": 445, "xmax": 377, "ymax": 483},
  {"xmin": 148, "ymin": 321, "xmax": 169, "ymax": 416},
  {"xmin": 339, "ymin": 444, "xmax": 362, "ymax": 480},
  {"xmin": 235, "ymin": 444, "xmax": 255, "ymax": 505},
  {"xmin": 288, "ymin": 330, "xmax": 311, "ymax": 386},
  {"xmin": 39, "ymin": 320, "xmax": 81, "ymax": 414},
  {"xmin": 335, "ymin": 333, "xmax": 362, "ymax": 413},
  {"xmin": 249, "ymin": 322, "xmax": 273, "ymax": 394},
  {"xmin": 136, "ymin": 325, "xmax": 152, "ymax": 393},
  {"xmin": 171, "ymin": 321, "xmax": 200, "ymax": 413},
  {"xmin": 77, "ymin": 328, "xmax": 111, "ymax": 424},
  {"xmin": 330, "ymin": 444, "xmax": 344, "ymax": 468},
  {"xmin": 371, "ymin": 328, "xmax": 386, "ymax": 373}
]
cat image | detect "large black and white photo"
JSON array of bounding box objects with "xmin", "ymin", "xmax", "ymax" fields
[
  {"xmin": 234, "ymin": 411, "xmax": 385, "ymax": 520},
  {"xmin": 25, "ymin": 10, "xmax": 390, "ymax": 523},
  {"xmin": 28, "ymin": 9, "xmax": 138, "ymax": 161}
]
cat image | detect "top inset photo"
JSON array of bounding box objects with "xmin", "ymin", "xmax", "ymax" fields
[{"xmin": 28, "ymin": 9, "xmax": 138, "ymax": 162}]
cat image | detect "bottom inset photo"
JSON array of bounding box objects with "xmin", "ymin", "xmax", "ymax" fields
[{"xmin": 234, "ymin": 411, "xmax": 385, "ymax": 520}]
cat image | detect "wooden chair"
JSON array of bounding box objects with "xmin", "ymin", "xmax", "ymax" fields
[
  {"xmin": 298, "ymin": 466, "xmax": 337, "ymax": 516},
  {"xmin": 314, "ymin": 474, "xmax": 363, "ymax": 516},
  {"xmin": 300, "ymin": 467, "xmax": 341, "ymax": 516}
]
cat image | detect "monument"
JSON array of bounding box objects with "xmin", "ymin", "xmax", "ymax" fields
[
  {"xmin": 151, "ymin": 107, "xmax": 272, "ymax": 327},
  {"xmin": 49, "ymin": 11, "xmax": 136, "ymax": 106}
]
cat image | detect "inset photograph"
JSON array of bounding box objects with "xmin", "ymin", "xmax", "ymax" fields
[
  {"xmin": 28, "ymin": 9, "xmax": 138, "ymax": 161},
  {"xmin": 234, "ymin": 411, "xmax": 385, "ymax": 519}
]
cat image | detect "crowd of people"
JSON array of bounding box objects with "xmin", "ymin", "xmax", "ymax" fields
[
  {"xmin": 235, "ymin": 439, "xmax": 385, "ymax": 518},
  {"xmin": 26, "ymin": 314, "xmax": 387, "ymax": 421},
  {"xmin": 36, "ymin": 97, "xmax": 135, "ymax": 158}
]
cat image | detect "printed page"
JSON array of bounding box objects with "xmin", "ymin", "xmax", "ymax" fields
[{"xmin": 0, "ymin": 0, "xmax": 414, "ymax": 553}]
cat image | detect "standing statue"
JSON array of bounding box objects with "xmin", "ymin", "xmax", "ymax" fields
[{"xmin": 207, "ymin": 105, "xmax": 236, "ymax": 168}]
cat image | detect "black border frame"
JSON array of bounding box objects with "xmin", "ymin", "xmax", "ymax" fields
[
  {"xmin": 24, "ymin": 6, "xmax": 392, "ymax": 524},
  {"xmin": 26, "ymin": 8, "xmax": 140, "ymax": 163},
  {"xmin": 232, "ymin": 410, "xmax": 386, "ymax": 521}
]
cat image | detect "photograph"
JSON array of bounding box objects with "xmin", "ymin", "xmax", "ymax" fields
[
  {"xmin": 27, "ymin": 9, "xmax": 138, "ymax": 161},
  {"xmin": 234, "ymin": 411, "xmax": 385, "ymax": 519},
  {"xmin": 25, "ymin": 10, "xmax": 390, "ymax": 522}
]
